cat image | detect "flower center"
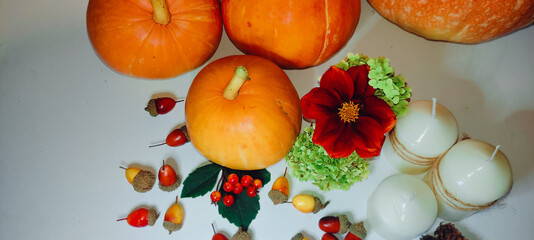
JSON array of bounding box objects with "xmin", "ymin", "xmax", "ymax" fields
[{"xmin": 338, "ymin": 101, "xmax": 360, "ymax": 123}]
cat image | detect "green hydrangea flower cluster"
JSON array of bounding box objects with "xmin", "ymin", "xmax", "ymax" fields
[
  {"xmin": 285, "ymin": 126, "xmax": 370, "ymax": 191},
  {"xmin": 335, "ymin": 53, "xmax": 412, "ymax": 117}
]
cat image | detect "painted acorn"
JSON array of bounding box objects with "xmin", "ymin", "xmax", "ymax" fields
[
  {"xmin": 121, "ymin": 166, "xmax": 156, "ymax": 193},
  {"xmin": 163, "ymin": 196, "xmax": 184, "ymax": 234},
  {"xmin": 158, "ymin": 160, "xmax": 181, "ymax": 192}
]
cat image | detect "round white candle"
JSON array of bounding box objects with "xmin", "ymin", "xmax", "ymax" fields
[
  {"xmin": 383, "ymin": 99, "xmax": 458, "ymax": 174},
  {"xmin": 423, "ymin": 139, "xmax": 513, "ymax": 221},
  {"xmin": 367, "ymin": 174, "xmax": 438, "ymax": 240}
]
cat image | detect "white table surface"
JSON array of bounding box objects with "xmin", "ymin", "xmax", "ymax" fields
[{"xmin": 1, "ymin": 1, "xmax": 533, "ymax": 239}]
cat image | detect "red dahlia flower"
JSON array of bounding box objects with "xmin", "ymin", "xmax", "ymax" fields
[{"xmin": 301, "ymin": 65, "xmax": 396, "ymax": 158}]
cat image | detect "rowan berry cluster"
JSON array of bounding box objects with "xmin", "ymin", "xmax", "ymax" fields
[{"xmin": 210, "ymin": 173, "xmax": 263, "ymax": 207}]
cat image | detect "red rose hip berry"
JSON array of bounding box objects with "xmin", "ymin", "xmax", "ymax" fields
[
  {"xmin": 223, "ymin": 182, "xmax": 234, "ymax": 192},
  {"xmin": 210, "ymin": 191, "xmax": 222, "ymax": 203},
  {"xmin": 227, "ymin": 173, "xmax": 239, "ymax": 184},
  {"xmin": 240, "ymin": 175, "xmax": 253, "ymax": 187},
  {"xmin": 223, "ymin": 194, "xmax": 235, "ymax": 207},
  {"xmin": 252, "ymin": 179, "xmax": 262, "ymax": 189},
  {"xmin": 232, "ymin": 182, "xmax": 244, "ymax": 194},
  {"xmin": 246, "ymin": 186, "xmax": 257, "ymax": 197}
]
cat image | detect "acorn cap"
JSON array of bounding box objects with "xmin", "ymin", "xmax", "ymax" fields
[
  {"xmin": 312, "ymin": 197, "xmax": 329, "ymax": 214},
  {"xmin": 291, "ymin": 233, "xmax": 305, "ymax": 240},
  {"xmin": 348, "ymin": 221, "xmax": 367, "ymax": 239},
  {"xmin": 433, "ymin": 222, "xmax": 466, "ymax": 240},
  {"xmin": 231, "ymin": 228, "xmax": 252, "ymax": 240},
  {"xmin": 145, "ymin": 99, "xmax": 158, "ymax": 117},
  {"xmin": 179, "ymin": 126, "xmax": 190, "ymax": 142},
  {"xmin": 163, "ymin": 221, "xmax": 182, "ymax": 234},
  {"xmin": 268, "ymin": 189, "xmax": 289, "ymax": 204},
  {"xmin": 338, "ymin": 214, "xmax": 351, "ymax": 234},
  {"xmin": 159, "ymin": 174, "xmax": 182, "ymax": 192},
  {"xmin": 147, "ymin": 208, "xmax": 158, "ymax": 226},
  {"xmin": 132, "ymin": 170, "xmax": 156, "ymax": 193}
]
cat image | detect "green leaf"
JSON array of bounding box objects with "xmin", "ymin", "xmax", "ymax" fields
[
  {"xmin": 218, "ymin": 192, "xmax": 260, "ymax": 230},
  {"xmin": 180, "ymin": 163, "xmax": 222, "ymax": 198},
  {"xmin": 215, "ymin": 167, "xmax": 270, "ymax": 229}
]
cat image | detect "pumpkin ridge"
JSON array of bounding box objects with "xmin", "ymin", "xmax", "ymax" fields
[
  {"xmin": 314, "ymin": 0, "xmax": 331, "ymax": 66},
  {"xmin": 127, "ymin": 21, "xmax": 158, "ymax": 72},
  {"xmin": 169, "ymin": 3, "xmax": 219, "ymax": 16},
  {"xmin": 274, "ymin": 98, "xmax": 302, "ymax": 134},
  {"xmin": 448, "ymin": 1, "xmax": 476, "ymax": 42},
  {"xmin": 164, "ymin": 23, "xmax": 195, "ymax": 71},
  {"xmin": 168, "ymin": 19, "xmax": 219, "ymax": 52},
  {"xmin": 369, "ymin": 0, "xmax": 534, "ymax": 43}
]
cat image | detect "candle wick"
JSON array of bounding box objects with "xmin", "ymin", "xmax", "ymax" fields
[
  {"xmin": 431, "ymin": 98, "xmax": 437, "ymax": 119},
  {"xmin": 487, "ymin": 145, "xmax": 500, "ymax": 163},
  {"xmin": 467, "ymin": 145, "xmax": 501, "ymax": 179}
]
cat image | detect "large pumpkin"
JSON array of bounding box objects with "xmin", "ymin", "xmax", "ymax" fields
[
  {"xmin": 221, "ymin": 0, "xmax": 361, "ymax": 69},
  {"xmin": 86, "ymin": 0, "xmax": 222, "ymax": 79},
  {"xmin": 368, "ymin": 0, "xmax": 534, "ymax": 43},
  {"xmin": 185, "ymin": 55, "xmax": 302, "ymax": 170}
]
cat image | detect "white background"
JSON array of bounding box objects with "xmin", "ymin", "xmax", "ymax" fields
[{"xmin": 1, "ymin": 1, "xmax": 533, "ymax": 239}]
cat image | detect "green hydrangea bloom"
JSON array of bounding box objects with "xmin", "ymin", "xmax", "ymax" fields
[
  {"xmin": 285, "ymin": 126, "xmax": 370, "ymax": 191},
  {"xmin": 335, "ymin": 53, "xmax": 412, "ymax": 117},
  {"xmin": 285, "ymin": 53, "xmax": 410, "ymax": 191}
]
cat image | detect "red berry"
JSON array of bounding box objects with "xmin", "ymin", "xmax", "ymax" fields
[
  {"xmin": 227, "ymin": 173, "xmax": 239, "ymax": 184},
  {"xmin": 210, "ymin": 191, "xmax": 222, "ymax": 203},
  {"xmin": 241, "ymin": 175, "xmax": 253, "ymax": 187},
  {"xmin": 252, "ymin": 179, "xmax": 262, "ymax": 189},
  {"xmin": 223, "ymin": 182, "xmax": 234, "ymax": 192},
  {"xmin": 223, "ymin": 194, "xmax": 235, "ymax": 207},
  {"xmin": 322, "ymin": 233, "xmax": 339, "ymax": 240},
  {"xmin": 155, "ymin": 97, "xmax": 178, "ymax": 115},
  {"xmin": 246, "ymin": 186, "xmax": 257, "ymax": 197},
  {"xmin": 232, "ymin": 182, "xmax": 244, "ymax": 194}
]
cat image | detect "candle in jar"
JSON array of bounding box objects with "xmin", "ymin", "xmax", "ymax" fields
[
  {"xmin": 423, "ymin": 139, "xmax": 513, "ymax": 221},
  {"xmin": 383, "ymin": 98, "xmax": 458, "ymax": 174},
  {"xmin": 367, "ymin": 174, "xmax": 437, "ymax": 240}
]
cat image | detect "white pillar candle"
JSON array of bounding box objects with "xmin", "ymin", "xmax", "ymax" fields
[
  {"xmin": 383, "ymin": 99, "xmax": 458, "ymax": 174},
  {"xmin": 367, "ymin": 174, "xmax": 438, "ymax": 240},
  {"xmin": 423, "ymin": 139, "xmax": 513, "ymax": 221}
]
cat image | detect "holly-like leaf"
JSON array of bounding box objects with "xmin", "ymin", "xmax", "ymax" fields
[
  {"xmin": 216, "ymin": 167, "xmax": 270, "ymax": 230},
  {"xmin": 218, "ymin": 192, "xmax": 260, "ymax": 230},
  {"xmin": 180, "ymin": 163, "xmax": 222, "ymax": 198}
]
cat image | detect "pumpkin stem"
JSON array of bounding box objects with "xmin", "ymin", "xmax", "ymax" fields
[
  {"xmin": 223, "ymin": 66, "xmax": 250, "ymax": 100},
  {"xmin": 150, "ymin": 0, "xmax": 171, "ymax": 25}
]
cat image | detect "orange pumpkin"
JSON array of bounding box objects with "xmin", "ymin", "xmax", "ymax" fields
[
  {"xmin": 86, "ymin": 0, "xmax": 222, "ymax": 79},
  {"xmin": 368, "ymin": 0, "xmax": 534, "ymax": 43},
  {"xmin": 221, "ymin": 0, "xmax": 361, "ymax": 69},
  {"xmin": 185, "ymin": 55, "xmax": 302, "ymax": 170}
]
